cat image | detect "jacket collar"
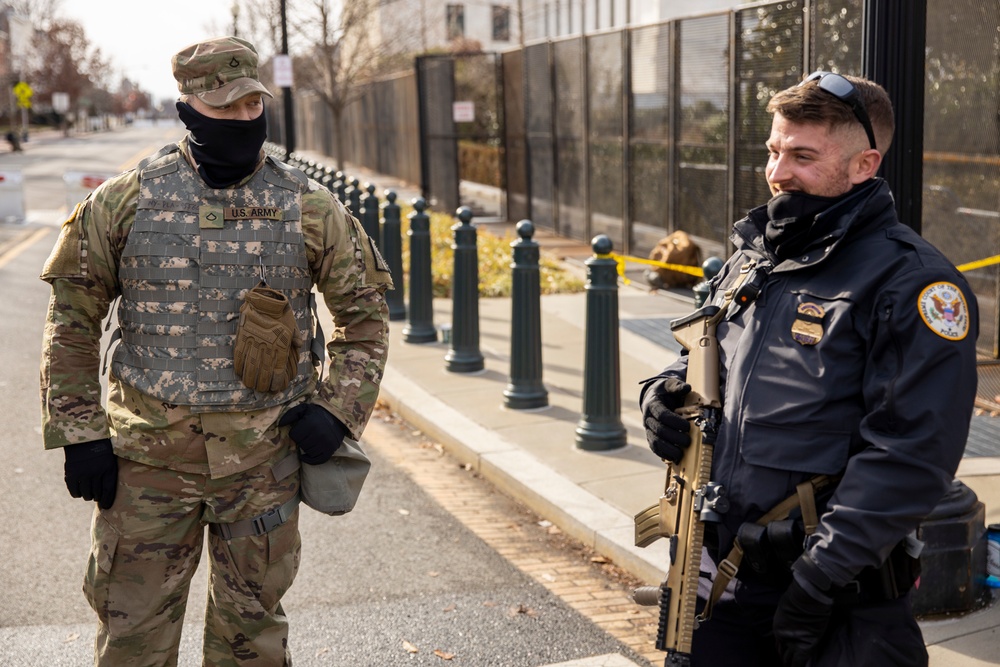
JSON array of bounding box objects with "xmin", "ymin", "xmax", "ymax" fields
[{"xmin": 732, "ymin": 178, "xmax": 897, "ymax": 271}]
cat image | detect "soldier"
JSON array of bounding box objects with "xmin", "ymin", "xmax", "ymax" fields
[
  {"xmin": 39, "ymin": 36, "xmax": 391, "ymax": 665},
  {"xmin": 641, "ymin": 73, "xmax": 978, "ymax": 666}
]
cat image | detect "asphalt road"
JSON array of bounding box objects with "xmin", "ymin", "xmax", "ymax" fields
[{"xmin": 0, "ymin": 122, "xmax": 650, "ymax": 666}]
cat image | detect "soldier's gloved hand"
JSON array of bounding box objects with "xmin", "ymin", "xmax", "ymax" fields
[
  {"xmin": 773, "ymin": 568, "xmax": 835, "ymax": 667},
  {"xmin": 640, "ymin": 377, "xmax": 692, "ymax": 463},
  {"xmin": 64, "ymin": 438, "xmax": 118, "ymax": 510},
  {"xmin": 279, "ymin": 404, "xmax": 348, "ymax": 465}
]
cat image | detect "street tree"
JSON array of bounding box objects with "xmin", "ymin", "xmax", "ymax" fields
[{"xmin": 242, "ymin": 0, "xmax": 413, "ymax": 171}]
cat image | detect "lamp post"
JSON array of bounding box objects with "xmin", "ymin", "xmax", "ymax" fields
[
  {"xmin": 231, "ymin": 0, "xmax": 240, "ymax": 36},
  {"xmin": 280, "ymin": 0, "xmax": 296, "ymax": 160}
]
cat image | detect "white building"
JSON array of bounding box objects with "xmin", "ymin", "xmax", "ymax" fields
[{"xmin": 372, "ymin": 0, "xmax": 746, "ymax": 55}]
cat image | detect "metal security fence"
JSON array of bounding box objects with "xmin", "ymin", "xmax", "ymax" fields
[
  {"xmin": 919, "ymin": 0, "xmax": 1000, "ymax": 387},
  {"xmin": 287, "ymin": 0, "xmax": 999, "ymax": 405}
]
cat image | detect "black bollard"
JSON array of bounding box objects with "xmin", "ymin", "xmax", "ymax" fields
[
  {"xmin": 445, "ymin": 207, "xmax": 485, "ymax": 373},
  {"xmin": 320, "ymin": 166, "xmax": 336, "ymax": 193},
  {"xmin": 575, "ymin": 235, "xmax": 627, "ymax": 451},
  {"xmin": 692, "ymin": 256, "xmax": 724, "ymax": 309},
  {"xmin": 504, "ymin": 220, "xmax": 548, "ymax": 409},
  {"xmin": 360, "ymin": 183, "xmax": 381, "ymax": 246},
  {"xmin": 402, "ymin": 197, "xmax": 437, "ymax": 344},
  {"xmin": 347, "ymin": 178, "xmax": 362, "ymax": 219},
  {"xmin": 381, "ymin": 191, "xmax": 407, "ymax": 321},
  {"xmin": 334, "ymin": 171, "xmax": 347, "ymax": 203}
]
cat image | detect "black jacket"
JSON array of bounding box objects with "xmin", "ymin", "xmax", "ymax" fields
[{"xmin": 652, "ymin": 178, "xmax": 979, "ymax": 595}]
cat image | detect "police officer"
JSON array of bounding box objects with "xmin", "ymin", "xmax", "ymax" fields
[
  {"xmin": 39, "ymin": 37, "xmax": 391, "ymax": 665},
  {"xmin": 641, "ymin": 72, "xmax": 978, "ymax": 666}
]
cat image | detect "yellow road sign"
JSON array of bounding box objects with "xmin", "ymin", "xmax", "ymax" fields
[{"xmin": 13, "ymin": 82, "xmax": 32, "ymax": 109}]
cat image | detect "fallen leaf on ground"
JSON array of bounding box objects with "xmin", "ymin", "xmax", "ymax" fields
[
  {"xmin": 509, "ymin": 604, "xmax": 539, "ymax": 617},
  {"xmin": 403, "ymin": 640, "xmax": 419, "ymax": 654},
  {"xmin": 434, "ymin": 649, "xmax": 456, "ymax": 660},
  {"xmin": 590, "ymin": 555, "xmax": 610, "ymax": 563},
  {"xmin": 64, "ymin": 633, "xmax": 80, "ymax": 643},
  {"xmin": 442, "ymin": 603, "xmax": 457, "ymax": 612}
]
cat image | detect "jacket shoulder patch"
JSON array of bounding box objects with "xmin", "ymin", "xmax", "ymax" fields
[{"xmin": 918, "ymin": 282, "xmax": 969, "ymax": 341}]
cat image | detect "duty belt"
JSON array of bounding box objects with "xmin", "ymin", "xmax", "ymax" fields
[{"xmin": 208, "ymin": 496, "xmax": 300, "ymax": 541}]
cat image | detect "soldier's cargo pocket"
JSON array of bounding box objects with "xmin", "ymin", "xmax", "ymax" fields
[{"xmin": 83, "ymin": 512, "xmax": 119, "ymax": 627}]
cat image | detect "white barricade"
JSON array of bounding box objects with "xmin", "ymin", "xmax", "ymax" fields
[
  {"xmin": 64, "ymin": 171, "xmax": 116, "ymax": 211},
  {"xmin": 0, "ymin": 170, "xmax": 25, "ymax": 224}
]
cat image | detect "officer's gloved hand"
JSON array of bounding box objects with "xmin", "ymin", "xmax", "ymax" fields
[
  {"xmin": 773, "ymin": 564, "xmax": 835, "ymax": 667},
  {"xmin": 279, "ymin": 404, "xmax": 348, "ymax": 465},
  {"xmin": 640, "ymin": 377, "xmax": 692, "ymax": 463},
  {"xmin": 64, "ymin": 438, "xmax": 118, "ymax": 510}
]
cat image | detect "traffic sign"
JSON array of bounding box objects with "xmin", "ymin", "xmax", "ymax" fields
[
  {"xmin": 13, "ymin": 82, "xmax": 32, "ymax": 109},
  {"xmin": 273, "ymin": 55, "xmax": 294, "ymax": 88}
]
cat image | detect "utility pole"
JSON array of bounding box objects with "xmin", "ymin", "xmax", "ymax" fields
[{"xmin": 280, "ymin": 0, "xmax": 296, "ymax": 159}]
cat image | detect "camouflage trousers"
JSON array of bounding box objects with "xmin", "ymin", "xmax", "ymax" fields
[{"xmin": 84, "ymin": 456, "xmax": 301, "ymax": 667}]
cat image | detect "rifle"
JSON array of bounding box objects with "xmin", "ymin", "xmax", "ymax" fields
[{"xmin": 633, "ymin": 302, "xmax": 731, "ymax": 666}]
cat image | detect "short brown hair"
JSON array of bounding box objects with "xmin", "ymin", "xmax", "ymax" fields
[{"xmin": 767, "ymin": 73, "xmax": 895, "ymax": 154}]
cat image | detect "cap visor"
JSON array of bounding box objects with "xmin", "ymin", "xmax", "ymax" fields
[{"xmin": 196, "ymin": 78, "xmax": 273, "ymax": 107}]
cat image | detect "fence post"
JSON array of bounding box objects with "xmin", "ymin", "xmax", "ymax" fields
[
  {"xmin": 381, "ymin": 190, "xmax": 407, "ymax": 322},
  {"xmin": 402, "ymin": 197, "xmax": 437, "ymax": 344},
  {"xmin": 575, "ymin": 234, "xmax": 627, "ymax": 451},
  {"xmin": 445, "ymin": 206, "xmax": 485, "ymax": 373},
  {"xmin": 504, "ymin": 220, "xmax": 548, "ymax": 409},
  {"xmin": 360, "ymin": 182, "xmax": 381, "ymax": 246}
]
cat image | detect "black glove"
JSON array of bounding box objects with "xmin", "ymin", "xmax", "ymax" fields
[
  {"xmin": 773, "ymin": 571, "xmax": 835, "ymax": 667},
  {"xmin": 64, "ymin": 438, "xmax": 118, "ymax": 510},
  {"xmin": 640, "ymin": 377, "xmax": 692, "ymax": 463},
  {"xmin": 278, "ymin": 403, "xmax": 348, "ymax": 465}
]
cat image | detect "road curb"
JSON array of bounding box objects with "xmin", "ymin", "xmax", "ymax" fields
[{"xmin": 379, "ymin": 364, "xmax": 669, "ymax": 586}]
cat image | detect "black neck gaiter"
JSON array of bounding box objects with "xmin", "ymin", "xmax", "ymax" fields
[
  {"xmin": 176, "ymin": 101, "xmax": 267, "ymax": 188},
  {"xmin": 764, "ymin": 190, "xmax": 845, "ymax": 259}
]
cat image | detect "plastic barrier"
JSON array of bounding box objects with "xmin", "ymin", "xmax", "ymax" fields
[
  {"xmin": 63, "ymin": 171, "xmax": 116, "ymax": 211},
  {"xmin": 0, "ymin": 170, "xmax": 26, "ymax": 223}
]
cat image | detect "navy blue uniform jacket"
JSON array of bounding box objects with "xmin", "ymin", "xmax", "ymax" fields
[{"xmin": 648, "ymin": 178, "xmax": 979, "ymax": 596}]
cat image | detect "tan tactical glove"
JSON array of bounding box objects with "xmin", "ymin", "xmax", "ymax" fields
[{"xmin": 233, "ymin": 285, "xmax": 302, "ymax": 392}]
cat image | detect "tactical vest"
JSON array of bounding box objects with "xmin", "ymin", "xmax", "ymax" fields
[{"xmin": 112, "ymin": 144, "xmax": 315, "ymax": 412}]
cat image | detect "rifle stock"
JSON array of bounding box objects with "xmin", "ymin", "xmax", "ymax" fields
[{"xmin": 634, "ymin": 304, "xmax": 727, "ymax": 664}]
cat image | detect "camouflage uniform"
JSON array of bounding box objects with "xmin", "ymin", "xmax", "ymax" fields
[{"xmin": 40, "ymin": 130, "xmax": 390, "ymax": 666}]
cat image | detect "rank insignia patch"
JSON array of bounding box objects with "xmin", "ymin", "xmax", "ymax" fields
[
  {"xmin": 791, "ymin": 302, "xmax": 825, "ymax": 346},
  {"xmin": 918, "ymin": 282, "xmax": 969, "ymax": 341}
]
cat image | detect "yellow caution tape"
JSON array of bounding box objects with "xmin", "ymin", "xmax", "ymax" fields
[
  {"xmin": 606, "ymin": 253, "xmax": 703, "ymax": 286},
  {"xmin": 601, "ymin": 251, "xmax": 997, "ymax": 285},
  {"xmin": 956, "ymin": 255, "xmax": 1000, "ymax": 272}
]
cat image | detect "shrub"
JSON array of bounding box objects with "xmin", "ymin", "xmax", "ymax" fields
[{"xmin": 399, "ymin": 206, "xmax": 585, "ymax": 299}]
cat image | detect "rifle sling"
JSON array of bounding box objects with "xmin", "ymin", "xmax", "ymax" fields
[{"xmin": 697, "ymin": 474, "xmax": 836, "ymax": 624}]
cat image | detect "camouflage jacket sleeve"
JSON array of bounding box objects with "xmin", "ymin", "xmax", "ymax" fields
[
  {"xmin": 39, "ymin": 172, "xmax": 139, "ymax": 448},
  {"xmin": 303, "ymin": 183, "xmax": 392, "ymax": 439}
]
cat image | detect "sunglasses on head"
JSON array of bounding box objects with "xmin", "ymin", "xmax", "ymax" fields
[{"xmin": 799, "ymin": 71, "xmax": 877, "ymax": 151}]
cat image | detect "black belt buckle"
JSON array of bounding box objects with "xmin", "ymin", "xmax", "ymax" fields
[{"xmin": 251, "ymin": 505, "xmax": 286, "ymax": 536}]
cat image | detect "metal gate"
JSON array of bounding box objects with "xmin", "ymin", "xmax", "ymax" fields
[{"xmin": 416, "ymin": 53, "xmax": 506, "ymax": 219}]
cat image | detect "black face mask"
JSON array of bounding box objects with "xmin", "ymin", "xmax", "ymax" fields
[
  {"xmin": 176, "ymin": 101, "xmax": 267, "ymax": 188},
  {"xmin": 764, "ymin": 191, "xmax": 844, "ymax": 259}
]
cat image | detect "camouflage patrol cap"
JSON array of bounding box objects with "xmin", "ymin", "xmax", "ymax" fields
[{"xmin": 172, "ymin": 36, "xmax": 273, "ymax": 107}]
